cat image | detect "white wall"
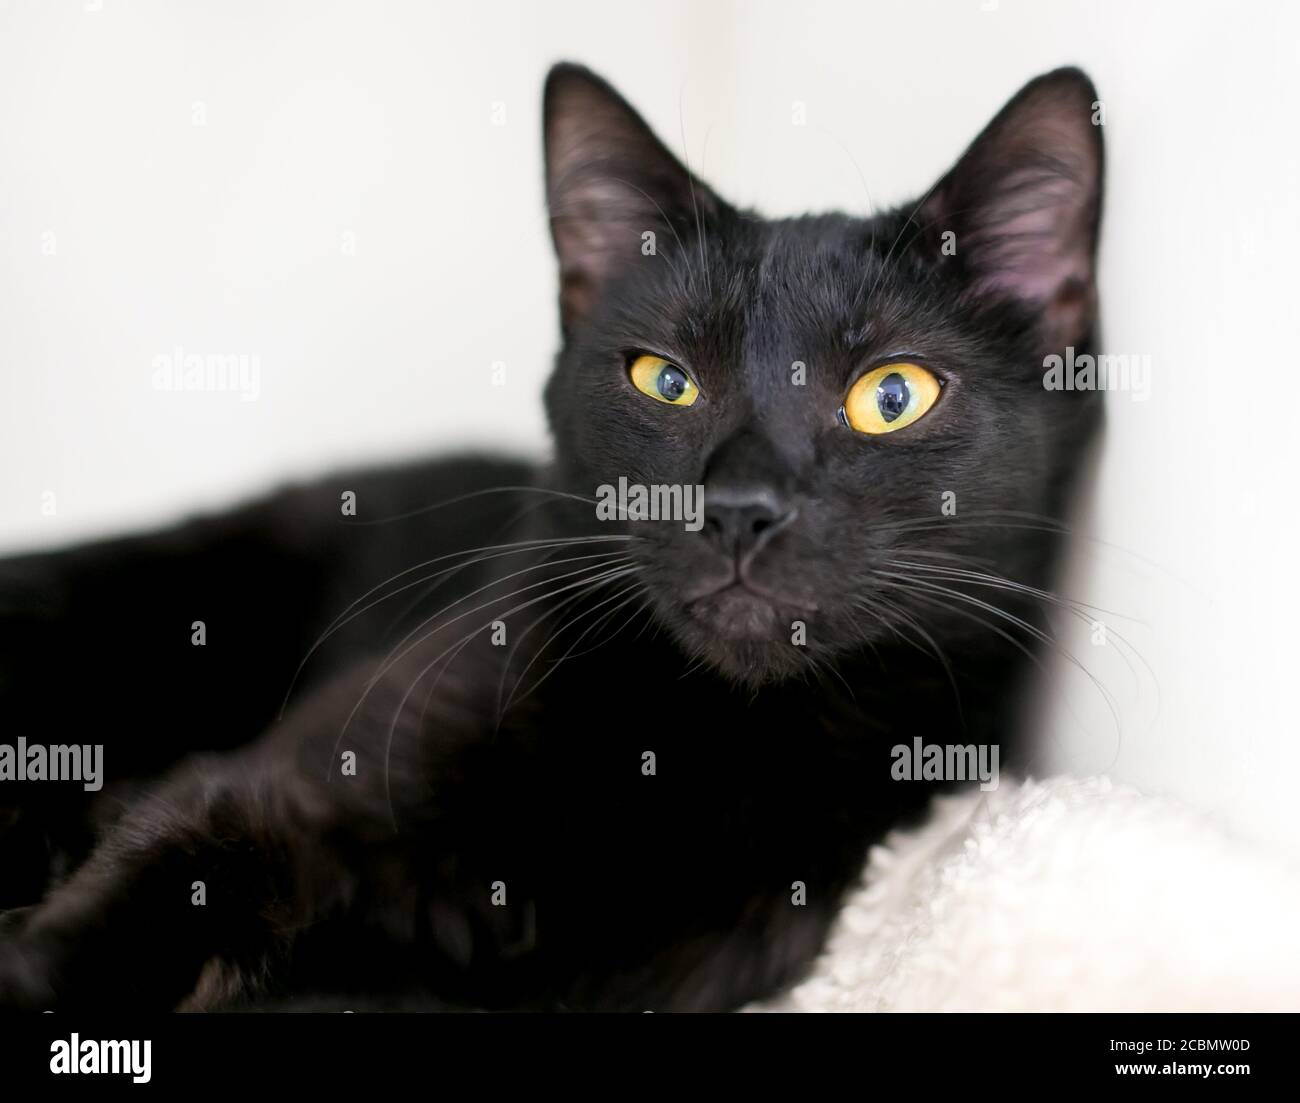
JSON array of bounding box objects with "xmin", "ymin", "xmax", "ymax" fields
[{"xmin": 3, "ymin": 1, "xmax": 1298, "ymax": 852}]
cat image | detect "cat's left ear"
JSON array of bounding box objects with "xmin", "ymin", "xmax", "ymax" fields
[
  {"xmin": 921, "ymin": 68, "xmax": 1104, "ymax": 350},
  {"xmin": 543, "ymin": 63, "xmax": 728, "ymax": 336}
]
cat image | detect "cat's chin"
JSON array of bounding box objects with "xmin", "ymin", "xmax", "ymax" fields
[
  {"xmin": 671, "ymin": 586, "xmax": 819, "ymax": 687},
  {"xmin": 689, "ymin": 584, "xmax": 784, "ymax": 641}
]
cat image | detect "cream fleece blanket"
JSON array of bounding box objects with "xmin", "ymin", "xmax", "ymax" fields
[{"xmin": 759, "ymin": 776, "xmax": 1300, "ymax": 1012}]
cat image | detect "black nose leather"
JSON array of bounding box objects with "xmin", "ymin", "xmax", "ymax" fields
[{"xmin": 702, "ymin": 486, "xmax": 796, "ymax": 563}]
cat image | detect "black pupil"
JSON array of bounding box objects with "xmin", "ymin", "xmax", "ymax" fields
[
  {"xmin": 657, "ymin": 366, "xmax": 688, "ymax": 401},
  {"xmin": 877, "ymin": 372, "xmax": 909, "ymax": 422}
]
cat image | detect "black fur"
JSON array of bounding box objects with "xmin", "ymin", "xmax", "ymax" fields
[{"xmin": 0, "ymin": 64, "xmax": 1104, "ymax": 1010}]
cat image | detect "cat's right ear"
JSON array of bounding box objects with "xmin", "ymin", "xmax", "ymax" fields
[
  {"xmin": 543, "ymin": 63, "xmax": 724, "ymax": 336},
  {"xmin": 920, "ymin": 68, "xmax": 1105, "ymax": 351}
]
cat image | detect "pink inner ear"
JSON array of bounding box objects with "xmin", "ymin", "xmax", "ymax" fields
[
  {"xmin": 967, "ymin": 169, "xmax": 1092, "ymax": 305},
  {"xmin": 549, "ymin": 177, "xmax": 647, "ymax": 286},
  {"xmin": 969, "ymin": 217, "xmax": 1094, "ymax": 348},
  {"xmin": 924, "ymin": 72, "xmax": 1103, "ymax": 347},
  {"xmin": 975, "ymin": 212, "xmax": 1081, "ymax": 303},
  {"xmin": 958, "ymin": 161, "xmax": 1097, "ymax": 347}
]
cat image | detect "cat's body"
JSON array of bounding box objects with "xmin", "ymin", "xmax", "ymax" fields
[
  {"xmin": 0, "ymin": 456, "xmax": 992, "ymax": 1011},
  {"xmin": 0, "ymin": 64, "xmax": 1103, "ymax": 1010}
]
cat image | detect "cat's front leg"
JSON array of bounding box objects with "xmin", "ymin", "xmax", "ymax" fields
[{"xmin": 0, "ymin": 751, "xmax": 347, "ymax": 1010}]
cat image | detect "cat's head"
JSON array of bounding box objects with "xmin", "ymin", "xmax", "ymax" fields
[{"xmin": 541, "ymin": 64, "xmax": 1104, "ymax": 685}]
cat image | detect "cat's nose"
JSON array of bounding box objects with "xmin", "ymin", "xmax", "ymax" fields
[{"xmin": 702, "ymin": 486, "xmax": 797, "ymax": 565}]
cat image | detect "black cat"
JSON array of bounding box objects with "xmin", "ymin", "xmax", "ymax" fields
[{"xmin": 0, "ymin": 63, "xmax": 1104, "ymax": 1010}]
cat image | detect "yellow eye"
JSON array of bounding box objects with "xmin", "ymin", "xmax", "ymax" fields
[
  {"xmin": 842, "ymin": 362, "xmax": 942, "ymax": 435},
  {"xmin": 629, "ymin": 355, "xmax": 699, "ymax": 407}
]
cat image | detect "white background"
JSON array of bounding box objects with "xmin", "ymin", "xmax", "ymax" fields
[{"xmin": 2, "ymin": 1, "xmax": 1298, "ymax": 853}]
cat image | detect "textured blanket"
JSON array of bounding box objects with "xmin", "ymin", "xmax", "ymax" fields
[{"xmin": 759, "ymin": 777, "xmax": 1300, "ymax": 1011}]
